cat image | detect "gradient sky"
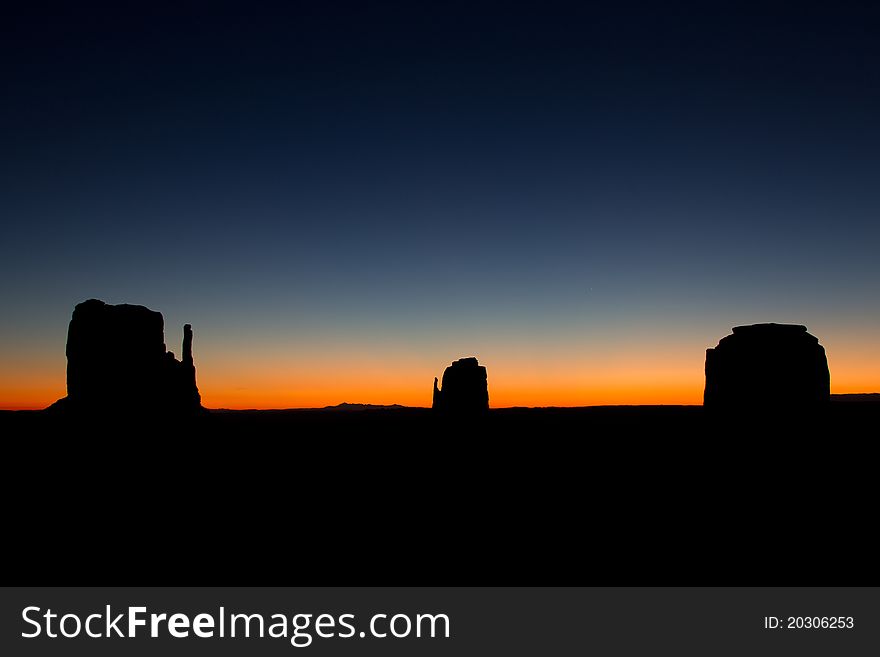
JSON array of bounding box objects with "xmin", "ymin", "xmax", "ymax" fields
[{"xmin": 2, "ymin": 1, "xmax": 879, "ymax": 409}]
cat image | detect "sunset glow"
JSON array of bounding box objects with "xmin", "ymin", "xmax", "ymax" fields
[
  {"xmin": 3, "ymin": 333, "xmax": 877, "ymax": 410},
  {"xmin": 2, "ymin": 4, "xmax": 879, "ymax": 413}
]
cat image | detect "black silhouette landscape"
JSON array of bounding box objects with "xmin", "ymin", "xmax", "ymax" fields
[
  {"xmin": 3, "ymin": 302, "xmax": 878, "ymax": 584},
  {"xmin": 2, "ymin": 300, "xmax": 874, "ymax": 439}
]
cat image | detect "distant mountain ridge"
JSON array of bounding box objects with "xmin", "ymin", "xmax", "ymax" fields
[{"xmin": 320, "ymin": 403, "xmax": 410, "ymax": 411}]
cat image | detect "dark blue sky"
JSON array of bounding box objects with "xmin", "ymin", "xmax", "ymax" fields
[{"xmin": 3, "ymin": 1, "xmax": 879, "ymax": 407}]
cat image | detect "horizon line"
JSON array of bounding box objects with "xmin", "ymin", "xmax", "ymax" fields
[{"xmin": 4, "ymin": 393, "xmax": 879, "ymax": 413}]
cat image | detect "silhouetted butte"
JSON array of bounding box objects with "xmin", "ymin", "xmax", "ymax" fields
[
  {"xmin": 53, "ymin": 299, "xmax": 202, "ymax": 415},
  {"xmin": 433, "ymin": 357, "xmax": 489, "ymax": 413},
  {"xmin": 704, "ymin": 323, "xmax": 830, "ymax": 408}
]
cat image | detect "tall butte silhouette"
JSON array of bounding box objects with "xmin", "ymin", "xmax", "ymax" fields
[
  {"xmin": 704, "ymin": 323, "xmax": 830, "ymax": 408},
  {"xmin": 52, "ymin": 299, "xmax": 202, "ymax": 415},
  {"xmin": 433, "ymin": 357, "xmax": 489, "ymax": 413}
]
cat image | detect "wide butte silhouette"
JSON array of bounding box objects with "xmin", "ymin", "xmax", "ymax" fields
[
  {"xmin": 52, "ymin": 298, "xmax": 202, "ymax": 415},
  {"xmin": 704, "ymin": 323, "xmax": 830, "ymax": 408},
  {"xmin": 432, "ymin": 357, "xmax": 489, "ymax": 413}
]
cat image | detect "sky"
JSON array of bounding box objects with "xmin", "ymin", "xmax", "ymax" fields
[{"xmin": 2, "ymin": 1, "xmax": 879, "ymax": 409}]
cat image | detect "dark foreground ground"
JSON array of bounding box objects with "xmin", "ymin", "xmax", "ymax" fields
[{"xmin": 2, "ymin": 403, "xmax": 877, "ymax": 584}]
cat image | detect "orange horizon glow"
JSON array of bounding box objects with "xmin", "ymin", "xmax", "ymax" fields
[
  {"xmin": 3, "ymin": 362, "xmax": 877, "ymax": 411},
  {"xmin": 3, "ymin": 326, "xmax": 878, "ymax": 411}
]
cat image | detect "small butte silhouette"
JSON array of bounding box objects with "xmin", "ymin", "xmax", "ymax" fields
[
  {"xmin": 9, "ymin": 300, "xmax": 876, "ymax": 588},
  {"xmin": 433, "ymin": 357, "xmax": 489, "ymax": 414},
  {"xmin": 0, "ymin": 299, "xmax": 871, "ymax": 434}
]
